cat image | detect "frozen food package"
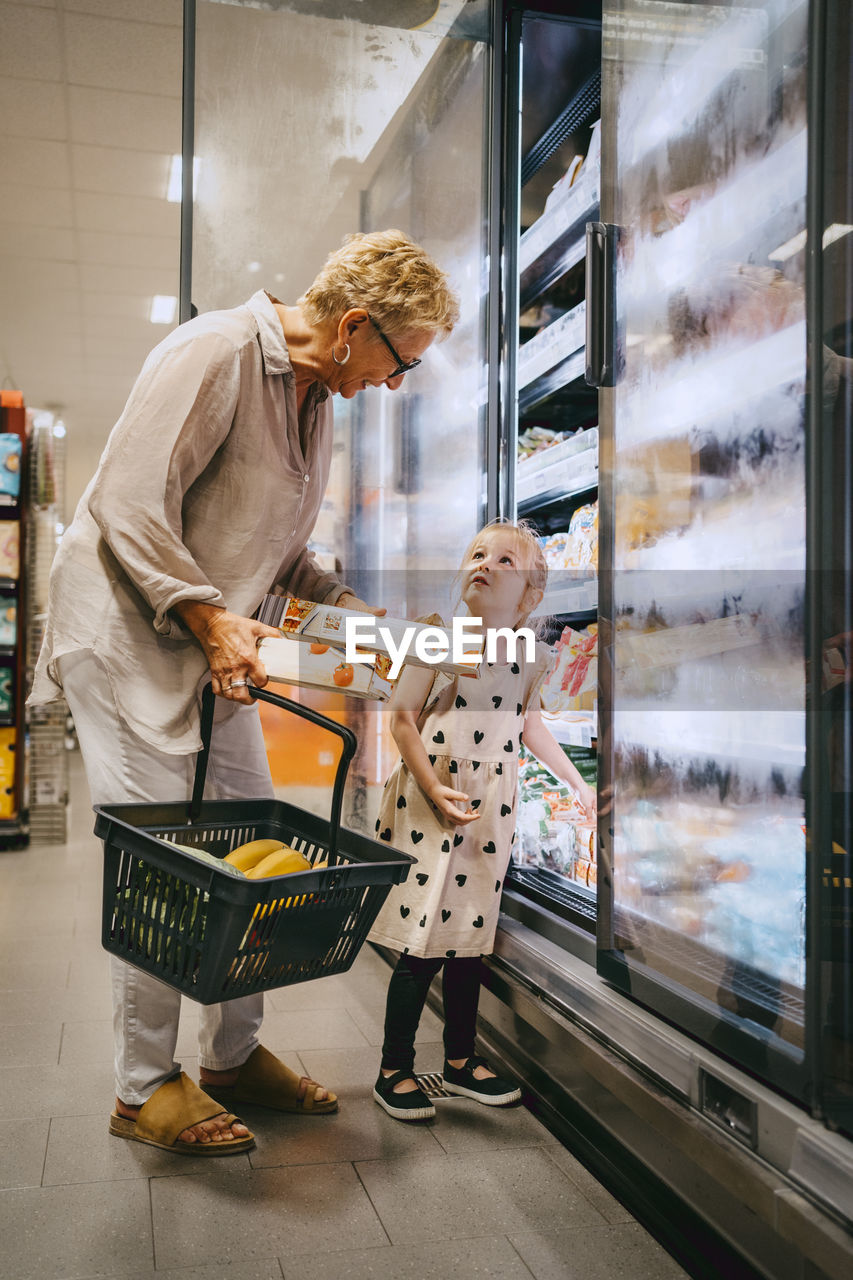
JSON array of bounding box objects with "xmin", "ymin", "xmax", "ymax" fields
[
  {"xmin": 565, "ymin": 501, "xmax": 598, "ymax": 569},
  {"xmin": 0, "ymin": 598, "xmax": 15, "ymax": 646},
  {"xmin": 0, "ymin": 435, "xmax": 22, "ymax": 501},
  {"xmin": 0, "ymin": 522, "xmax": 19, "ymax": 579},
  {"xmin": 541, "ymin": 625, "xmax": 598, "ymax": 717}
]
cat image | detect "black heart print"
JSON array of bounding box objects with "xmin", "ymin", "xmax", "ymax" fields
[
  {"xmin": 374, "ymin": 819, "xmax": 380, "ymax": 832},
  {"xmin": 495, "ymin": 879, "xmax": 501, "ymax": 892},
  {"xmin": 501, "ymin": 803, "xmax": 512, "ymax": 817},
  {"xmin": 397, "ymin": 795, "xmax": 407, "ymax": 809},
  {"xmin": 470, "ymin": 799, "xmax": 481, "ymax": 810},
  {"xmin": 503, "ymin": 740, "xmax": 514, "ymax": 753},
  {"xmin": 495, "ymin": 763, "xmax": 503, "ymax": 775},
  {"xmin": 403, "ymin": 946, "xmax": 409, "ymax": 954},
  {"xmin": 429, "ymin": 754, "xmax": 436, "ymax": 765},
  {"xmin": 511, "ymin": 662, "xmax": 520, "ymax": 674},
  {"xmin": 419, "ymin": 914, "xmax": 427, "ymax": 927},
  {"xmin": 400, "ymin": 905, "xmax": 410, "ymax": 918},
  {"xmin": 446, "ymin": 949, "xmax": 457, "ymax": 957},
  {"xmin": 455, "ymin": 874, "xmax": 467, "ymax": 887},
  {"xmin": 472, "ymin": 761, "xmax": 480, "ymax": 771},
  {"xmin": 473, "ymin": 915, "xmax": 484, "ymax": 928},
  {"xmin": 441, "ymin": 909, "xmax": 451, "ymax": 922},
  {"xmin": 516, "ymin": 703, "xmax": 523, "ymax": 716},
  {"xmin": 492, "ymin": 696, "xmax": 502, "ymax": 708},
  {"xmin": 416, "ymin": 872, "xmax": 429, "ymax": 885},
  {"xmin": 455, "ymin": 694, "xmax": 467, "ymax": 708},
  {"xmin": 483, "ymin": 841, "xmax": 496, "ymax": 854},
  {"xmin": 449, "ymin": 760, "xmax": 458, "ymax": 773},
  {"xmin": 441, "ymin": 839, "xmax": 450, "ymax": 853},
  {"xmin": 411, "ymin": 830, "xmax": 424, "ymax": 844},
  {"xmin": 380, "ymin": 828, "xmax": 392, "ymax": 841},
  {"xmin": 433, "ymin": 730, "xmax": 445, "ymax": 744},
  {"xmin": 474, "ymin": 730, "xmax": 484, "ymax": 744},
  {"xmin": 453, "ymin": 833, "xmax": 464, "ymax": 847}
]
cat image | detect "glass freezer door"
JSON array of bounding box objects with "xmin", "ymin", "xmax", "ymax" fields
[{"xmin": 596, "ymin": 0, "xmax": 810, "ymax": 1097}]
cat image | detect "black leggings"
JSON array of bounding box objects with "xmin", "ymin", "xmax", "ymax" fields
[{"xmin": 381, "ymin": 953, "xmax": 484, "ymax": 1073}]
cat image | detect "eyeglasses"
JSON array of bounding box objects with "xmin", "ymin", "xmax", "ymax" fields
[{"xmin": 368, "ymin": 314, "xmax": 422, "ymax": 379}]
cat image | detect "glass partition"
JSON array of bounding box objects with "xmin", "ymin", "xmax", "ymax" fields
[{"xmin": 597, "ymin": 0, "xmax": 810, "ymax": 1094}]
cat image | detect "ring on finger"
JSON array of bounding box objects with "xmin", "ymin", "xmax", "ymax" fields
[{"xmin": 230, "ymin": 678, "xmax": 249, "ymax": 689}]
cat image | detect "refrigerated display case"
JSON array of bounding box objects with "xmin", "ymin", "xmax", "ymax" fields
[{"xmin": 182, "ymin": 2, "xmax": 853, "ymax": 1272}]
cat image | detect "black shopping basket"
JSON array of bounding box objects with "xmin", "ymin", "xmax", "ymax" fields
[{"xmin": 94, "ymin": 684, "xmax": 414, "ymax": 1004}]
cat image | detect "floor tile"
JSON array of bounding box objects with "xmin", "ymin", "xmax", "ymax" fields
[
  {"xmin": 0, "ymin": 1177, "xmax": 153, "ymax": 1279},
  {"xmin": 42, "ymin": 1113, "xmax": 254, "ymax": 1186},
  {"xmin": 297, "ymin": 1043, "xmax": 444, "ymax": 1095},
  {"xmin": 0, "ymin": 984, "xmax": 113, "ymax": 1023},
  {"xmin": 0, "ymin": 956, "xmax": 71, "ymax": 991},
  {"xmin": 281, "ymin": 1235, "xmax": 533, "ymax": 1279},
  {"xmin": 0, "ymin": 1061, "xmax": 117, "ymax": 1121},
  {"xmin": 508, "ymin": 1222, "xmax": 690, "ymax": 1279},
  {"xmin": 76, "ymin": 1265, "xmax": 284, "ymax": 1280},
  {"xmin": 0, "ymin": 1019, "xmax": 63, "ymax": 1068},
  {"xmin": 255, "ymin": 1005, "xmax": 371, "ymax": 1052},
  {"xmin": 150, "ymin": 1163, "xmax": 388, "ymax": 1270},
  {"xmin": 355, "ymin": 1147, "xmax": 607, "ymax": 1246},
  {"xmin": 0, "ymin": 1117, "xmax": 50, "ymax": 1189},
  {"xmin": 248, "ymin": 1095, "xmax": 443, "ymax": 1168},
  {"xmin": 428, "ymin": 1096, "xmax": 555, "ymax": 1154},
  {"xmin": 543, "ymin": 1143, "xmax": 635, "ymax": 1225}
]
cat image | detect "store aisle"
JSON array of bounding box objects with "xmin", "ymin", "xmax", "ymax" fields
[{"xmin": 0, "ymin": 753, "xmax": 689, "ymax": 1280}]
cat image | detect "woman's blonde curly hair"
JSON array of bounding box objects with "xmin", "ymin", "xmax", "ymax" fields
[{"xmin": 298, "ymin": 229, "xmax": 460, "ymax": 339}]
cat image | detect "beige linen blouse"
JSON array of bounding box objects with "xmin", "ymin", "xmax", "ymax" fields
[{"xmin": 29, "ymin": 290, "xmax": 349, "ymax": 753}]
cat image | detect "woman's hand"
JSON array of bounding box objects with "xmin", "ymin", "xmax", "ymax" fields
[
  {"xmin": 174, "ymin": 602, "xmax": 281, "ymax": 703},
  {"xmin": 336, "ymin": 592, "xmax": 387, "ymax": 617},
  {"xmin": 428, "ymin": 784, "xmax": 481, "ymax": 827},
  {"xmin": 576, "ymin": 781, "xmax": 597, "ymax": 820}
]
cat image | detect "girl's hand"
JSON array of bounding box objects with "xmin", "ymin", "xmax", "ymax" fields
[
  {"xmin": 577, "ymin": 781, "xmax": 597, "ymax": 820},
  {"xmin": 429, "ymin": 784, "xmax": 481, "ymax": 826}
]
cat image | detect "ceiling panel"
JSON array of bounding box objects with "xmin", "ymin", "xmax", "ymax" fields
[
  {"xmin": 78, "ymin": 261, "xmax": 179, "ymax": 296},
  {"xmin": 68, "ymin": 84, "xmax": 180, "ymax": 151},
  {"xmin": 63, "ymin": 12, "xmax": 183, "ymax": 96},
  {"xmin": 0, "ymin": 135, "xmax": 70, "ymax": 186},
  {"xmin": 71, "ymin": 143, "xmax": 172, "ymax": 199},
  {"xmin": 65, "ymin": 0, "xmax": 181, "ymax": 23},
  {"xmin": 76, "ymin": 228, "xmax": 179, "ymax": 268},
  {"xmin": 0, "ymin": 223, "xmax": 75, "ymax": 259},
  {"xmin": 0, "ymin": 184, "xmax": 74, "ymax": 226},
  {"xmin": 0, "ymin": 76, "xmax": 66, "ymax": 138},
  {"xmin": 73, "ymin": 190, "xmax": 180, "ymax": 236},
  {"xmin": 0, "ymin": 4, "xmax": 62, "ymax": 81}
]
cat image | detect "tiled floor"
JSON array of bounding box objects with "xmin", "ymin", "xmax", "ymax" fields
[{"xmin": 0, "ymin": 753, "xmax": 690, "ymax": 1280}]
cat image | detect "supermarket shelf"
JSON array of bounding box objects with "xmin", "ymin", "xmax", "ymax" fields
[
  {"xmin": 518, "ymin": 300, "xmax": 586, "ymax": 392},
  {"xmin": 518, "ymin": 350, "xmax": 587, "ymax": 415},
  {"xmin": 0, "ymin": 645, "xmax": 15, "ymax": 658},
  {"xmin": 0, "ymin": 578, "xmax": 18, "ymax": 592},
  {"xmin": 545, "ymin": 711, "xmax": 597, "ymax": 748},
  {"xmin": 519, "ymin": 171, "xmax": 600, "ymax": 309},
  {"xmin": 534, "ymin": 577, "xmax": 598, "ymax": 618},
  {"xmin": 517, "ymin": 429, "xmax": 598, "ymax": 507}
]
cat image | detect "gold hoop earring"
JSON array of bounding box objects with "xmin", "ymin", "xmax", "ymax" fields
[{"xmin": 332, "ymin": 343, "xmax": 351, "ymax": 366}]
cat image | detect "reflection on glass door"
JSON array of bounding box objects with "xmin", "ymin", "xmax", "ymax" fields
[
  {"xmin": 597, "ymin": 0, "xmax": 809, "ymax": 1093},
  {"xmin": 190, "ymin": 2, "xmax": 494, "ymax": 833}
]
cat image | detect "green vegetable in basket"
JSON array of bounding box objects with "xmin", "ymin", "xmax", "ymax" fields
[{"xmin": 115, "ymin": 861, "xmax": 209, "ymax": 967}]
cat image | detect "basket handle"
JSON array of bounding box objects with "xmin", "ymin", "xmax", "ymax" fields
[{"xmin": 191, "ymin": 682, "xmax": 357, "ymax": 863}]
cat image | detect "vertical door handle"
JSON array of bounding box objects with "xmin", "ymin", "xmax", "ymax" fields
[{"xmin": 585, "ymin": 222, "xmax": 618, "ymax": 388}]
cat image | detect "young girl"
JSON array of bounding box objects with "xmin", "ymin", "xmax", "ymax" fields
[{"xmin": 369, "ymin": 519, "xmax": 596, "ymax": 1120}]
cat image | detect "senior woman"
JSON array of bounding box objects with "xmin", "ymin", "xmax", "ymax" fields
[{"xmin": 30, "ymin": 229, "xmax": 460, "ymax": 1156}]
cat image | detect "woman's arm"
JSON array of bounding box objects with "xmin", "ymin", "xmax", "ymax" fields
[
  {"xmin": 521, "ymin": 702, "xmax": 596, "ymax": 817},
  {"xmin": 389, "ymin": 667, "xmax": 479, "ymax": 827},
  {"xmin": 172, "ymin": 602, "xmax": 280, "ymax": 703}
]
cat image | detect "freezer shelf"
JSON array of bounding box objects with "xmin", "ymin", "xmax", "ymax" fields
[
  {"xmin": 517, "ymin": 425, "xmax": 598, "ymax": 506},
  {"xmin": 519, "ymin": 168, "xmax": 600, "ymax": 308},
  {"xmin": 532, "ymin": 577, "xmax": 598, "ymax": 618}
]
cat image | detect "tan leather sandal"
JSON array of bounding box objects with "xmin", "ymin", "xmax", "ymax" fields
[
  {"xmin": 205, "ymin": 1045, "xmax": 338, "ymax": 1115},
  {"xmin": 108, "ymin": 1071, "xmax": 255, "ymax": 1156}
]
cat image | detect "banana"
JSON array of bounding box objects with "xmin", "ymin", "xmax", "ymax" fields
[
  {"xmin": 246, "ymin": 846, "xmax": 312, "ymax": 880},
  {"xmin": 224, "ymin": 838, "xmax": 285, "ymax": 872}
]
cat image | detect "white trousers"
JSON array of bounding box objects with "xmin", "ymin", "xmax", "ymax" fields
[{"xmin": 59, "ymin": 649, "xmax": 273, "ymax": 1104}]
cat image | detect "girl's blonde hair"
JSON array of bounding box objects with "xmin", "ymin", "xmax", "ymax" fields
[
  {"xmin": 298, "ymin": 229, "xmax": 460, "ymax": 339},
  {"xmin": 455, "ymin": 518, "xmax": 548, "ymax": 631}
]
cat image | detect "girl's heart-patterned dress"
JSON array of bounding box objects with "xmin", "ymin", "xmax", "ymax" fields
[{"xmin": 368, "ymin": 644, "xmax": 551, "ymax": 959}]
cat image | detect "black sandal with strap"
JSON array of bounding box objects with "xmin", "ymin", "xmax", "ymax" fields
[
  {"xmin": 442, "ymin": 1055, "xmax": 521, "ymax": 1106},
  {"xmin": 373, "ymin": 1068, "xmax": 436, "ymax": 1122}
]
